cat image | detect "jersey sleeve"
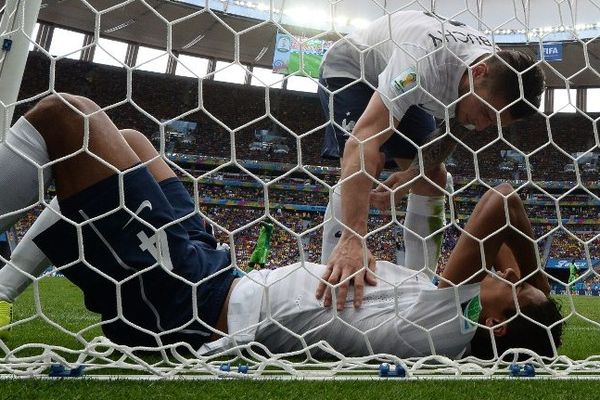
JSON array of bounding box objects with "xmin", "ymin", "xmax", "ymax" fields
[
  {"xmin": 377, "ymin": 46, "xmax": 436, "ymax": 122},
  {"xmin": 399, "ymin": 283, "xmax": 481, "ymax": 358}
]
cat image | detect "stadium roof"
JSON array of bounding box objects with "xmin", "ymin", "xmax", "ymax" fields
[{"xmin": 33, "ymin": 0, "xmax": 600, "ymax": 87}]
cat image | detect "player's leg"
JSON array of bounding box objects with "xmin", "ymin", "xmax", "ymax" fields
[
  {"xmin": 0, "ymin": 93, "xmax": 139, "ymax": 234},
  {"xmin": 0, "ymin": 93, "xmax": 139, "ymax": 333},
  {"xmin": 0, "ymin": 113, "xmax": 51, "ymax": 233},
  {"xmin": 120, "ymin": 129, "xmax": 217, "ymax": 246},
  {"xmin": 319, "ymin": 78, "xmax": 374, "ymax": 263},
  {"xmin": 321, "ymin": 151, "xmax": 385, "ymax": 264},
  {"xmin": 0, "ymin": 94, "xmax": 139, "ymax": 338},
  {"xmin": 0, "ymin": 199, "xmax": 60, "ymax": 339},
  {"xmin": 24, "ymin": 93, "xmax": 140, "ymax": 199},
  {"xmin": 24, "ymin": 116, "xmax": 232, "ymax": 346},
  {"xmin": 120, "ymin": 129, "xmax": 176, "ymax": 182},
  {"xmin": 385, "ymin": 106, "xmax": 446, "ymax": 274},
  {"xmin": 0, "ymin": 127, "xmax": 214, "ymax": 312},
  {"xmin": 0, "ymin": 128, "xmax": 156, "ymax": 293},
  {"xmin": 0, "ymin": 129, "xmax": 173, "ymax": 308},
  {"xmin": 0, "ymin": 98, "xmax": 233, "ymax": 347},
  {"xmin": 399, "ymin": 162, "xmax": 447, "ymax": 275},
  {"xmin": 0, "ymin": 198, "xmax": 59, "ymax": 304}
]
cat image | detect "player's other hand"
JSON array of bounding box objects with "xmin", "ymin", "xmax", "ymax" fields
[
  {"xmin": 316, "ymin": 235, "xmax": 376, "ymax": 310},
  {"xmin": 370, "ymin": 171, "xmax": 412, "ymax": 211}
]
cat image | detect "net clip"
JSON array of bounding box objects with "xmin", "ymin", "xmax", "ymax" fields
[
  {"xmin": 379, "ymin": 363, "xmax": 406, "ymax": 378},
  {"xmin": 2, "ymin": 39, "xmax": 12, "ymax": 51},
  {"xmin": 219, "ymin": 363, "xmax": 249, "ymax": 374},
  {"xmin": 48, "ymin": 364, "xmax": 86, "ymax": 378},
  {"xmin": 508, "ymin": 363, "xmax": 535, "ymax": 377}
]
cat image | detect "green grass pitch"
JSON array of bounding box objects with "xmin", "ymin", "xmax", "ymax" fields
[
  {"xmin": 284, "ymin": 53, "xmax": 322, "ymax": 78},
  {"xmin": 1, "ymin": 277, "xmax": 600, "ymax": 399}
]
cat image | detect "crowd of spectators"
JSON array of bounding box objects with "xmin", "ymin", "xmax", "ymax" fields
[
  {"xmin": 200, "ymin": 204, "xmax": 405, "ymax": 269},
  {"xmin": 4, "ymin": 50, "xmax": 599, "ymax": 292},
  {"xmin": 548, "ymin": 230, "xmax": 600, "ymax": 259},
  {"xmin": 14, "ymin": 52, "xmax": 600, "ymax": 181},
  {"xmin": 5, "ymin": 185, "xmax": 599, "ymax": 289}
]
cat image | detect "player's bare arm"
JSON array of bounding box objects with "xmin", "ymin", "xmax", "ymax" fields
[
  {"xmin": 438, "ymin": 183, "xmax": 549, "ymax": 294},
  {"xmin": 316, "ymin": 92, "xmax": 395, "ymax": 310},
  {"xmin": 490, "ymin": 187, "xmax": 551, "ymax": 295}
]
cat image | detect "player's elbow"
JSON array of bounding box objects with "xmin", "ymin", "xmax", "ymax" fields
[
  {"xmin": 491, "ymin": 183, "xmax": 522, "ymax": 210},
  {"xmin": 495, "ymin": 183, "xmax": 526, "ymax": 220},
  {"xmin": 493, "ymin": 183, "xmax": 515, "ymax": 197}
]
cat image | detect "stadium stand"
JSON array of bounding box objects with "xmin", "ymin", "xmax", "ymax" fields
[{"xmin": 8, "ymin": 51, "xmax": 599, "ymax": 295}]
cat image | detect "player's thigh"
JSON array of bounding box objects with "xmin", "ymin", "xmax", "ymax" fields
[
  {"xmin": 24, "ymin": 93, "xmax": 139, "ymax": 199},
  {"xmin": 158, "ymin": 177, "xmax": 214, "ymax": 243},
  {"xmin": 120, "ymin": 129, "xmax": 176, "ymax": 183},
  {"xmin": 382, "ymin": 105, "xmax": 436, "ymax": 162},
  {"xmin": 120, "ymin": 129, "xmax": 211, "ymax": 241},
  {"xmin": 319, "ymin": 77, "xmax": 374, "ymax": 159}
]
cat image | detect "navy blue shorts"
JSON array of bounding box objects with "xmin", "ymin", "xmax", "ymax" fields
[
  {"xmin": 318, "ymin": 77, "xmax": 436, "ymax": 165},
  {"xmin": 33, "ymin": 167, "xmax": 235, "ymax": 348}
]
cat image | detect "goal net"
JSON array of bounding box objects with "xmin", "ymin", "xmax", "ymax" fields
[{"xmin": 0, "ymin": 0, "xmax": 598, "ymax": 379}]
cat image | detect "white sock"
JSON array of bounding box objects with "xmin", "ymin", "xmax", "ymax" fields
[
  {"xmin": 0, "ymin": 117, "xmax": 51, "ymax": 233},
  {"xmin": 446, "ymin": 172, "xmax": 454, "ymax": 194},
  {"xmin": 0, "ymin": 197, "xmax": 59, "ymax": 302},
  {"xmin": 320, "ymin": 185, "xmax": 343, "ymax": 264},
  {"xmin": 403, "ymin": 194, "xmax": 445, "ymax": 274}
]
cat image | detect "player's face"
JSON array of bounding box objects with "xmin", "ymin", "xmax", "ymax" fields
[
  {"xmin": 455, "ymin": 87, "xmax": 516, "ymax": 132},
  {"xmin": 455, "ymin": 66, "xmax": 517, "ymax": 131},
  {"xmin": 479, "ymin": 269, "xmax": 547, "ymax": 318}
]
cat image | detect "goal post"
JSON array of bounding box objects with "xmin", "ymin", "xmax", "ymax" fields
[
  {"xmin": 0, "ymin": 0, "xmax": 41, "ymax": 133},
  {"xmin": 0, "ymin": 0, "xmax": 598, "ymax": 379}
]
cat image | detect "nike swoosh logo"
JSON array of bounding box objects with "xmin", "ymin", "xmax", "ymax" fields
[{"xmin": 122, "ymin": 200, "xmax": 153, "ymax": 229}]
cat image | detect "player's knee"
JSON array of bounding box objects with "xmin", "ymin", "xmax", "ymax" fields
[
  {"xmin": 27, "ymin": 94, "xmax": 65, "ymax": 124},
  {"xmin": 493, "ymin": 183, "xmax": 514, "ymax": 197},
  {"xmin": 27, "ymin": 93, "xmax": 101, "ymax": 133},
  {"xmin": 499, "ymin": 184, "xmax": 524, "ymax": 214},
  {"xmin": 120, "ymin": 129, "xmax": 158, "ymax": 161},
  {"xmin": 33, "ymin": 93, "xmax": 99, "ymax": 117},
  {"xmin": 121, "ymin": 129, "xmax": 150, "ymax": 148},
  {"xmin": 485, "ymin": 183, "xmax": 518, "ymax": 209}
]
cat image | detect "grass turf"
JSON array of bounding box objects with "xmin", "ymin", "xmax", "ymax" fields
[
  {"xmin": 3, "ymin": 379, "xmax": 600, "ymax": 400},
  {"xmin": 1, "ymin": 277, "xmax": 600, "ymax": 398},
  {"xmin": 285, "ymin": 53, "xmax": 322, "ymax": 78}
]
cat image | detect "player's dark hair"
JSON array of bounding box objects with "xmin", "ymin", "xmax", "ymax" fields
[
  {"xmin": 469, "ymin": 297, "xmax": 564, "ymax": 360},
  {"xmin": 485, "ymin": 50, "xmax": 545, "ymax": 120}
]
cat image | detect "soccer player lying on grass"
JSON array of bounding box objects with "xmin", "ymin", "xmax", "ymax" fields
[{"xmin": 0, "ymin": 93, "xmax": 562, "ymax": 359}]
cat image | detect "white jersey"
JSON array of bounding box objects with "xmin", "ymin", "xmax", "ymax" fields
[
  {"xmin": 200, "ymin": 261, "xmax": 481, "ymax": 359},
  {"xmin": 321, "ymin": 10, "xmax": 496, "ymax": 121}
]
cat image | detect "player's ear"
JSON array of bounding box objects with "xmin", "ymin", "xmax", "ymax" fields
[
  {"xmin": 484, "ymin": 317, "xmax": 508, "ymax": 337},
  {"xmin": 471, "ymin": 62, "xmax": 489, "ymax": 79}
]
